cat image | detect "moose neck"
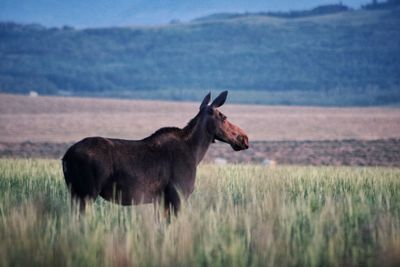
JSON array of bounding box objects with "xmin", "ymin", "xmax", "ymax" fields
[{"xmin": 184, "ymin": 115, "xmax": 214, "ymax": 165}]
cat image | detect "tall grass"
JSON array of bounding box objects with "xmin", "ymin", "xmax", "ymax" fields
[{"xmin": 0, "ymin": 159, "xmax": 399, "ymax": 267}]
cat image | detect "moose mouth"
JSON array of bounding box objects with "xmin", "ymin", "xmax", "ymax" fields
[
  {"xmin": 214, "ymin": 135, "xmax": 249, "ymax": 151},
  {"xmin": 230, "ymin": 141, "xmax": 249, "ymax": 151}
]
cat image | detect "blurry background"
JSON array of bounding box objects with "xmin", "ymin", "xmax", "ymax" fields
[
  {"xmin": 0, "ymin": 0, "xmax": 399, "ymax": 165},
  {"xmin": 1, "ymin": 0, "xmax": 399, "ymax": 105}
]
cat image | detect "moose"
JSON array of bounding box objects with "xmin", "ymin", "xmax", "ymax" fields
[{"xmin": 62, "ymin": 91, "xmax": 249, "ymax": 215}]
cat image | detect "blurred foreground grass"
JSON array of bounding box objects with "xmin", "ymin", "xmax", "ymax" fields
[{"xmin": 0, "ymin": 159, "xmax": 399, "ymax": 267}]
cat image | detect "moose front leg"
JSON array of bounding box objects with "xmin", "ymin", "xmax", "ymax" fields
[{"xmin": 164, "ymin": 184, "xmax": 181, "ymax": 218}]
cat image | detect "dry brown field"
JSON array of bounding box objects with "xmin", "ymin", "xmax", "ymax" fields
[
  {"xmin": 1, "ymin": 93, "xmax": 400, "ymax": 143},
  {"xmin": 1, "ymin": 93, "xmax": 400, "ymax": 166}
]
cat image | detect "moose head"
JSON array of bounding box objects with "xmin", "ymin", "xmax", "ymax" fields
[{"xmin": 199, "ymin": 91, "xmax": 249, "ymax": 151}]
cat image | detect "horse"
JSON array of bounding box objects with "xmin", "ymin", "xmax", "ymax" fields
[{"xmin": 62, "ymin": 91, "xmax": 249, "ymax": 215}]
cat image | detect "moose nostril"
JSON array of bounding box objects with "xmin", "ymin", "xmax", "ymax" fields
[
  {"xmin": 237, "ymin": 135, "xmax": 249, "ymax": 148},
  {"xmin": 243, "ymin": 136, "xmax": 249, "ymax": 148}
]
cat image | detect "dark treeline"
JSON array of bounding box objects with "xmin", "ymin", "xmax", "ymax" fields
[
  {"xmin": 362, "ymin": 0, "xmax": 400, "ymax": 9},
  {"xmin": 195, "ymin": 0, "xmax": 400, "ymax": 21},
  {"xmin": 194, "ymin": 4, "xmax": 350, "ymax": 22}
]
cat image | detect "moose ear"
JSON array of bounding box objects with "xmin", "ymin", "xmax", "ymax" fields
[
  {"xmin": 200, "ymin": 92, "xmax": 211, "ymax": 110},
  {"xmin": 211, "ymin": 91, "xmax": 228, "ymax": 108}
]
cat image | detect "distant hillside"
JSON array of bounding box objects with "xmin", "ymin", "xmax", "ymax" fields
[{"xmin": 0, "ymin": 6, "xmax": 400, "ymax": 106}]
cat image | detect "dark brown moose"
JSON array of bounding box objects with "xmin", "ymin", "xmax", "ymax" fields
[{"xmin": 62, "ymin": 91, "xmax": 249, "ymax": 215}]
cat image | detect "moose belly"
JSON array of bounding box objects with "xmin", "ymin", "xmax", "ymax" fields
[{"xmin": 99, "ymin": 176, "xmax": 166, "ymax": 205}]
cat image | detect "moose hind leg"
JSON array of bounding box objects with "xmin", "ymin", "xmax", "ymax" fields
[
  {"xmin": 164, "ymin": 184, "xmax": 181, "ymax": 217},
  {"xmin": 67, "ymin": 180, "xmax": 99, "ymax": 212},
  {"xmin": 64, "ymin": 159, "xmax": 103, "ymax": 212},
  {"xmin": 70, "ymin": 192, "xmax": 87, "ymax": 212}
]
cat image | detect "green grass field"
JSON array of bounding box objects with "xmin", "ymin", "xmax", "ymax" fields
[{"xmin": 1, "ymin": 159, "xmax": 399, "ymax": 267}]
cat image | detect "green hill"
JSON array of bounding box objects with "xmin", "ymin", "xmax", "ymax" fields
[{"xmin": 0, "ymin": 7, "xmax": 399, "ymax": 106}]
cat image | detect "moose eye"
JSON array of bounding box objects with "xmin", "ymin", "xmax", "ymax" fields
[{"xmin": 221, "ymin": 114, "xmax": 227, "ymax": 121}]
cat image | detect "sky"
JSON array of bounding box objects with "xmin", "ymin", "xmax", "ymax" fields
[{"xmin": 0, "ymin": 0, "xmax": 372, "ymax": 28}]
